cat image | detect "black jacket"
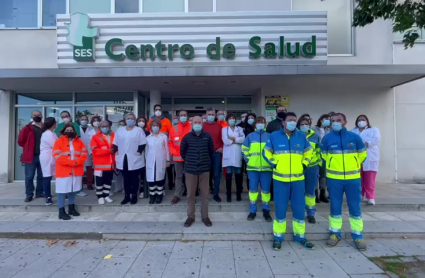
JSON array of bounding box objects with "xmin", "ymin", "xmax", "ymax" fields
[
  {"xmin": 180, "ymin": 130, "xmax": 214, "ymax": 174},
  {"xmin": 266, "ymin": 118, "xmax": 283, "ymax": 134}
]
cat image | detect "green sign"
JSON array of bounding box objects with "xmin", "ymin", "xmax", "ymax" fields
[{"xmin": 65, "ymin": 13, "xmax": 99, "ymax": 61}]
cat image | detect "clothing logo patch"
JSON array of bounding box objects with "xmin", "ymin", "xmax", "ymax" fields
[
  {"xmin": 294, "ymin": 144, "xmax": 301, "ymax": 148},
  {"xmin": 347, "ymin": 142, "xmax": 355, "ymax": 147},
  {"xmin": 278, "ymin": 145, "xmax": 286, "ymax": 147},
  {"xmin": 330, "ymin": 144, "xmax": 338, "ymax": 148}
]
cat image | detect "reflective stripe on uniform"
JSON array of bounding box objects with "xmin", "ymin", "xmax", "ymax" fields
[
  {"xmin": 173, "ymin": 156, "xmax": 182, "ymax": 160},
  {"xmin": 173, "ymin": 142, "xmax": 181, "ymax": 145},
  {"xmin": 304, "ymin": 145, "xmax": 312, "ymax": 152},
  {"xmin": 327, "ymin": 149, "xmax": 358, "ymax": 154},
  {"xmin": 327, "ymin": 169, "xmax": 360, "ymax": 176},
  {"xmin": 273, "ymin": 172, "xmax": 304, "ymax": 178},
  {"xmin": 275, "ymin": 150, "xmax": 303, "ymax": 155},
  {"xmin": 94, "ymin": 164, "xmax": 113, "ymax": 169},
  {"xmin": 249, "ymin": 152, "xmax": 261, "ymax": 156}
]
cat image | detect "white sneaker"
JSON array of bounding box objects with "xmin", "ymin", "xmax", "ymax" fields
[
  {"xmin": 105, "ymin": 197, "xmax": 114, "ymax": 203},
  {"xmin": 109, "ymin": 191, "xmax": 114, "ymax": 197},
  {"xmin": 367, "ymin": 199, "xmax": 375, "ymax": 206},
  {"xmin": 98, "ymin": 197, "xmax": 105, "ymax": 205},
  {"xmin": 139, "ymin": 192, "xmax": 144, "ymax": 199},
  {"xmin": 76, "ymin": 191, "xmax": 88, "ymax": 197}
]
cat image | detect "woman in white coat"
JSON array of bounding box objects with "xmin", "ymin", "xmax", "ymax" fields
[
  {"xmin": 146, "ymin": 119, "xmax": 170, "ymax": 204},
  {"xmin": 78, "ymin": 115, "xmax": 97, "ymax": 194},
  {"xmin": 351, "ymin": 114, "xmax": 381, "ymax": 206},
  {"xmin": 40, "ymin": 117, "xmax": 58, "ymax": 206},
  {"xmin": 112, "ymin": 112, "xmax": 147, "ymax": 205},
  {"xmin": 222, "ymin": 113, "xmax": 246, "ymax": 202}
]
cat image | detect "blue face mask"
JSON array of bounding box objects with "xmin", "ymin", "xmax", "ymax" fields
[
  {"xmin": 248, "ymin": 119, "xmax": 255, "ymax": 125},
  {"xmin": 228, "ymin": 119, "xmax": 235, "ymax": 126},
  {"xmin": 286, "ymin": 121, "xmax": 297, "ymax": 131},
  {"xmin": 180, "ymin": 116, "xmax": 187, "ymax": 123},
  {"xmin": 300, "ymin": 125, "xmax": 310, "ymax": 133},
  {"xmin": 193, "ymin": 124, "xmax": 202, "ymax": 132},
  {"xmin": 126, "ymin": 119, "xmax": 135, "ymax": 127},
  {"xmin": 172, "ymin": 119, "xmax": 179, "ymax": 125},
  {"xmin": 80, "ymin": 120, "xmax": 88, "ymax": 127},
  {"xmin": 323, "ymin": 119, "xmax": 330, "ymax": 127},
  {"xmin": 332, "ymin": 122, "xmax": 343, "ymax": 132},
  {"xmin": 218, "ymin": 115, "xmax": 225, "ymax": 121},
  {"xmin": 101, "ymin": 127, "xmax": 109, "ymax": 134},
  {"xmin": 152, "ymin": 126, "xmax": 160, "ymax": 133},
  {"xmin": 203, "ymin": 119, "xmax": 206, "ymax": 122},
  {"xmin": 207, "ymin": 116, "xmax": 215, "ymax": 122},
  {"xmin": 256, "ymin": 123, "xmax": 265, "ymax": 130}
]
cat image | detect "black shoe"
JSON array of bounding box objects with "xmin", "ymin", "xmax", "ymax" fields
[
  {"xmin": 213, "ymin": 195, "xmax": 222, "ymax": 203},
  {"xmin": 273, "ymin": 240, "xmax": 282, "ymax": 251},
  {"xmin": 297, "ymin": 239, "xmax": 315, "ymax": 250},
  {"xmin": 36, "ymin": 193, "xmax": 45, "ymax": 198},
  {"xmin": 320, "ymin": 189, "xmax": 330, "ymax": 203},
  {"xmin": 183, "ymin": 190, "xmax": 187, "ymax": 196},
  {"xmin": 315, "ymin": 189, "xmax": 321, "ymax": 203},
  {"xmin": 263, "ymin": 209, "xmax": 272, "ymax": 222},
  {"xmin": 24, "ymin": 196, "xmax": 33, "ymax": 202},
  {"xmin": 247, "ymin": 213, "xmax": 256, "ymax": 221},
  {"xmin": 155, "ymin": 195, "xmax": 163, "ymax": 204},
  {"xmin": 131, "ymin": 195, "xmax": 138, "ymax": 205},
  {"xmin": 121, "ymin": 196, "xmax": 131, "ymax": 205},
  {"xmin": 236, "ymin": 195, "xmax": 242, "ymax": 202},
  {"xmin": 307, "ymin": 215, "xmax": 316, "ymax": 224},
  {"xmin": 227, "ymin": 195, "xmax": 231, "ymax": 203},
  {"xmin": 58, "ymin": 208, "xmax": 71, "ymax": 220},
  {"xmin": 45, "ymin": 197, "xmax": 53, "ymax": 206},
  {"xmin": 149, "ymin": 195, "xmax": 156, "ymax": 204},
  {"xmin": 68, "ymin": 204, "xmax": 80, "ymax": 217}
]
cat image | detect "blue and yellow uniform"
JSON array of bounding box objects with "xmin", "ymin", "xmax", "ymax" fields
[
  {"xmin": 321, "ymin": 127, "xmax": 367, "ymax": 239},
  {"xmin": 305, "ymin": 129, "xmax": 322, "ymax": 217},
  {"xmin": 242, "ymin": 129, "xmax": 272, "ymax": 214},
  {"xmin": 263, "ymin": 129, "xmax": 313, "ymax": 242}
]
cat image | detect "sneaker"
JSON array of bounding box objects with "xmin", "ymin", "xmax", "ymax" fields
[
  {"xmin": 104, "ymin": 197, "xmax": 113, "ymax": 203},
  {"xmin": 184, "ymin": 217, "xmax": 195, "ymax": 227},
  {"xmin": 354, "ymin": 239, "xmax": 367, "ymax": 251},
  {"xmin": 367, "ymin": 199, "xmax": 375, "ymax": 206},
  {"xmin": 327, "ymin": 234, "xmax": 340, "ymax": 247},
  {"xmin": 202, "ymin": 217, "xmax": 213, "ymax": 227},
  {"xmin": 247, "ymin": 213, "xmax": 256, "ymax": 221},
  {"xmin": 45, "ymin": 197, "xmax": 53, "ymax": 206},
  {"xmin": 98, "ymin": 197, "xmax": 105, "ymax": 205},
  {"xmin": 263, "ymin": 210, "xmax": 272, "ymax": 222},
  {"xmin": 76, "ymin": 191, "xmax": 88, "ymax": 197},
  {"xmin": 139, "ymin": 192, "xmax": 144, "ymax": 199},
  {"xmin": 296, "ymin": 239, "xmax": 315, "ymax": 250},
  {"xmin": 213, "ymin": 195, "xmax": 222, "ymax": 203},
  {"xmin": 24, "ymin": 196, "xmax": 33, "ymax": 202},
  {"xmin": 307, "ymin": 216, "xmax": 316, "ymax": 224},
  {"xmin": 273, "ymin": 240, "xmax": 282, "ymax": 251}
]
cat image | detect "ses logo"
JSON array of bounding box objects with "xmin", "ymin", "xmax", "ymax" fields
[{"xmin": 65, "ymin": 13, "xmax": 98, "ymax": 61}]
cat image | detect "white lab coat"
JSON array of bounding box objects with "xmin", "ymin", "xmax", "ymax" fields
[
  {"xmin": 146, "ymin": 133, "xmax": 170, "ymax": 182},
  {"xmin": 39, "ymin": 130, "xmax": 58, "ymax": 177},
  {"xmin": 55, "ymin": 141, "xmax": 83, "ymax": 193},
  {"xmin": 80, "ymin": 126, "xmax": 96, "ymax": 167},
  {"xmin": 113, "ymin": 126, "xmax": 147, "ymax": 171},
  {"xmin": 222, "ymin": 126, "xmax": 245, "ymax": 168},
  {"xmin": 351, "ymin": 127, "xmax": 381, "ymax": 172}
]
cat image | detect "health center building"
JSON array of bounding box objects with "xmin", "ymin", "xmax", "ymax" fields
[{"xmin": 0, "ymin": 0, "xmax": 424, "ymax": 184}]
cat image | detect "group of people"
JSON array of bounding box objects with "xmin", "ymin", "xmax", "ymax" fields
[{"xmin": 18, "ymin": 104, "xmax": 381, "ymax": 252}]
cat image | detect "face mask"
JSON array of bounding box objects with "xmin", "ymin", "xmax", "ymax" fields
[
  {"xmin": 202, "ymin": 119, "xmax": 207, "ymax": 123},
  {"xmin": 332, "ymin": 122, "xmax": 343, "ymax": 132},
  {"xmin": 152, "ymin": 126, "xmax": 160, "ymax": 133},
  {"xmin": 119, "ymin": 123, "xmax": 125, "ymax": 127},
  {"xmin": 358, "ymin": 120, "xmax": 367, "ymax": 128},
  {"xmin": 80, "ymin": 120, "xmax": 88, "ymax": 127},
  {"xmin": 323, "ymin": 119, "xmax": 330, "ymax": 127},
  {"xmin": 248, "ymin": 119, "xmax": 255, "ymax": 125},
  {"xmin": 193, "ymin": 124, "xmax": 202, "ymax": 132},
  {"xmin": 138, "ymin": 121, "xmax": 145, "ymax": 128},
  {"xmin": 207, "ymin": 116, "xmax": 215, "ymax": 122},
  {"xmin": 126, "ymin": 119, "xmax": 135, "ymax": 127},
  {"xmin": 256, "ymin": 123, "xmax": 265, "ymax": 130},
  {"xmin": 180, "ymin": 116, "xmax": 187, "ymax": 123},
  {"xmin": 154, "ymin": 111, "xmax": 162, "ymax": 117},
  {"xmin": 277, "ymin": 112, "xmax": 286, "ymax": 119},
  {"xmin": 33, "ymin": 116, "xmax": 42, "ymax": 123},
  {"xmin": 300, "ymin": 125, "xmax": 310, "ymax": 133},
  {"xmin": 101, "ymin": 127, "xmax": 109, "ymax": 134},
  {"xmin": 218, "ymin": 115, "xmax": 225, "ymax": 121},
  {"xmin": 92, "ymin": 121, "xmax": 100, "ymax": 128},
  {"xmin": 241, "ymin": 117, "xmax": 246, "ymax": 122},
  {"xmin": 62, "ymin": 117, "xmax": 70, "ymax": 124},
  {"xmin": 228, "ymin": 119, "xmax": 235, "ymax": 126},
  {"xmin": 172, "ymin": 119, "xmax": 179, "ymax": 125},
  {"xmin": 65, "ymin": 131, "xmax": 75, "ymax": 138},
  {"xmin": 286, "ymin": 121, "xmax": 297, "ymax": 131}
]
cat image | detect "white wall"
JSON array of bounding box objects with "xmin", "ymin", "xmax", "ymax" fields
[
  {"xmin": 216, "ymin": 0, "xmax": 291, "ymax": 11},
  {"xmin": 258, "ymin": 81, "xmax": 395, "ymax": 183},
  {"xmin": 394, "ymin": 43, "xmax": 425, "ymax": 64},
  {"xmin": 0, "ymin": 30, "xmax": 57, "ymax": 69},
  {"xmin": 0, "ymin": 91, "xmax": 12, "ymax": 183}
]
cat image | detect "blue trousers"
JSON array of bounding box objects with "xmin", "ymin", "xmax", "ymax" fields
[
  {"xmin": 57, "ymin": 192, "xmax": 76, "ymax": 209},
  {"xmin": 211, "ymin": 152, "xmax": 222, "ymax": 196},
  {"xmin": 305, "ymin": 166, "xmax": 319, "ymax": 216},
  {"xmin": 274, "ymin": 179, "xmax": 306, "ymax": 242},
  {"xmin": 327, "ymin": 178, "xmax": 363, "ymax": 240},
  {"xmin": 43, "ymin": 176, "xmax": 52, "ymax": 198},
  {"xmin": 24, "ymin": 155, "xmax": 43, "ymax": 197},
  {"xmin": 247, "ymin": 171, "xmax": 272, "ymax": 213}
]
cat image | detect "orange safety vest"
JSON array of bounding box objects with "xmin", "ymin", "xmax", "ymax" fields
[
  {"xmin": 52, "ymin": 136, "xmax": 87, "ymax": 178},
  {"xmin": 147, "ymin": 117, "xmax": 172, "ymax": 136},
  {"xmin": 168, "ymin": 121, "xmax": 192, "ymax": 162},
  {"xmin": 217, "ymin": 120, "xmax": 228, "ymax": 128},
  {"xmin": 90, "ymin": 131, "xmax": 116, "ymax": 171}
]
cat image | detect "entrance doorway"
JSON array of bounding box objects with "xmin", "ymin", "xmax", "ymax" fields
[{"xmin": 176, "ymin": 110, "xmax": 206, "ymax": 117}]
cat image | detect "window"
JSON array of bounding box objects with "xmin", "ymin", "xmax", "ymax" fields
[
  {"xmin": 292, "ymin": 0, "xmax": 353, "ymax": 55},
  {"xmin": 115, "ymin": 0, "xmax": 139, "ymax": 13},
  {"xmin": 216, "ymin": 0, "xmax": 290, "ymax": 12},
  {"xmin": 394, "ymin": 28, "xmax": 425, "ymax": 42},
  {"xmin": 189, "ymin": 0, "xmax": 213, "ymax": 12},
  {"xmin": 70, "ymin": 0, "xmax": 111, "ymax": 14},
  {"xmin": 143, "ymin": 0, "xmax": 185, "ymax": 13},
  {"xmin": 76, "ymin": 92, "xmax": 134, "ymax": 103},
  {"xmin": 42, "ymin": 0, "xmax": 66, "ymax": 27},
  {"xmin": 0, "ymin": 0, "xmax": 38, "ymax": 28},
  {"xmin": 17, "ymin": 93, "xmax": 73, "ymax": 105}
]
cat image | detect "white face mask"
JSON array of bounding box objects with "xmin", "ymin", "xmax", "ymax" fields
[
  {"xmin": 138, "ymin": 121, "xmax": 145, "ymax": 128},
  {"xmin": 358, "ymin": 120, "xmax": 367, "ymax": 128},
  {"xmin": 62, "ymin": 117, "xmax": 70, "ymax": 124},
  {"xmin": 92, "ymin": 121, "xmax": 100, "ymax": 128},
  {"xmin": 154, "ymin": 111, "xmax": 162, "ymax": 117}
]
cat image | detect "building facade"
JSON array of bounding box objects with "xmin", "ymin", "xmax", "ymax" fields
[{"xmin": 0, "ymin": 0, "xmax": 424, "ymax": 184}]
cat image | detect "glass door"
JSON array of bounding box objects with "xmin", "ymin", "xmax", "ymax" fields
[
  {"xmin": 106, "ymin": 106, "xmax": 134, "ymax": 132},
  {"xmin": 75, "ymin": 106, "xmax": 104, "ymax": 125}
]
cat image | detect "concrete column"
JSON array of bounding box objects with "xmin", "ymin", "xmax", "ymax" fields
[
  {"xmin": 149, "ymin": 90, "xmax": 161, "ymax": 117},
  {"xmin": 252, "ymin": 88, "xmax": 265, "ymax": 117},
  {"xmin": 0, "ymin": 90, "xmax": 12, "ymax": 183}
]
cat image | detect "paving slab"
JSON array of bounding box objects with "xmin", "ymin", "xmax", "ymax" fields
[
  {"xmin": 109, "ymin": 240, "xmax": 146, "ymax": 258},
  {"xmin": 86, "ymin": 257, "xmax": 136, "ymax": 278},
  {"xmin": 162, "ymin": 257, "xmax": 201, "ymax": 278},
  {"xmin": 235, "ymin": 259, "xmax": 274, "ymax": 278},
  {"xmin": 50, "ymin": 271, "xmax": 90, "ymax": 278},
  {"xmin": 232, "ymin": 241, "xmax": 266, "ymax": 260},
  {"xmin": 333, "ymin": 257, "xmax": 384, "ymax": 275},
  {"xmin": 301, "ymin": 259, "xmax": 350, "ymax": 278},
  {"xmin": 289, "ymin": 240, "xmax": 333, "ymax": 261},
  {"xmin": 200, "ymin": 247, "xmax": 236, "ymax": 275},
  {"xmin": 348, "ymin": 239, "xmax": 398, "ymax": 257},
  {"xmin": 170, "ymin": 241, "xmax": 204, "ymax": 259},
  {"xmin": 375, "ymin": 238, "xmax": 425, "ymax": 256},
  {"xmin": 204, "ymin": 240, "xmax": 232, "ymax": 248},
  {"xmin": 0, "ymin": 239, "xmax": 34, "ymax": 261}
]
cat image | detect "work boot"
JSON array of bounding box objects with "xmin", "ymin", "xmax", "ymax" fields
[
  {"xmin": 315, "ymin": 189, "xmax": 320, "ymax": 203},
  {"xmin": 149, "ymin": 195, "xmax": 156, "ymax": 204},
  {"xmin": 263, "ymin": 209, "xmax": 272, "ymax": 222},
  {"xmin": 155, "ymin": 195, "xmax": 163, "ymax": 204},
  {"xmin": 121, "ymin": 195, "xmax": 131, "ymax": 205},
  {"xmin": 184, "ymin": 217, "xmax": 195, "ymax": 227},
  {"xmin": 68, "ymin": 204, "xmax": 80, "ymax": 217},
  {"xmin": 131, "ymin": 195, "xmax": 138, "ymax": 205},
  {"xmin": 327, "ymin": 234, "xmax": 340, "ymax": 247},
  {"xmin": 320, "ymin": 189, "xmax": 329, "ymax": 203},
  {"xmin": 236, "ymin": 194, "xmax": 242, "ymax": 202},
  {"xmin": 297, "ymin": 239, "xmax": 315, "ymax": 250},
  {"xmin": 307, "ymin": 216, "xmax": 316, "ymax": 224},
  {"xmin": 354, "ymin": 239, "xmax": 367, "ymax": 251},
  {"xmin": 202, "ymin": 217, "xmax": 213, "ymax": 227},
  {"xmin": 214, "ymin": 195, "xmax": 222, "ymax": 203},
  {"xmin": 58, "ymin": 208, "xmax": 71, "ymax": 220},
  {"xmin": 273, "ymin": 240, "xmax": 282, "ymax": 251},
  {"xmin": 247, "ymin": 213, "xmax": 256, "ymax": 221}
]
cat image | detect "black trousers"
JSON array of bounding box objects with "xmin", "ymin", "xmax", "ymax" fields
[
  {"xmin": 149, "ymin": 179, "xmax": 165, "ymax": 195},
  {"xmin": 95, "ymin": 170, "xmax": 113, "ymax": 199},
  {"xmin": 122, "ymin": 155, "xmax": 140, "ymax": 197},
  {"xmin": 226, "ymin": 173, "xmax": 243, "ymax": 197}
]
